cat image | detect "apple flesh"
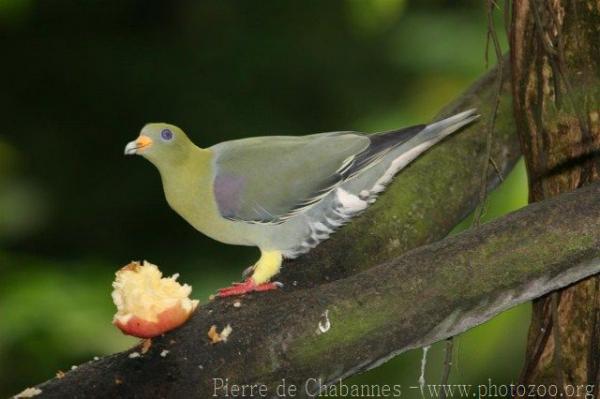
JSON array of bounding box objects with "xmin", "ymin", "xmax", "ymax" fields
[{"xmin": 112, "ymin": 261, "xmax": 199, "ymax": 338}]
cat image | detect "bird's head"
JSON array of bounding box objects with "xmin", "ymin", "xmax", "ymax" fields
[{"xmin": 125, "ymin": 123, "xmax": 195, "ymax": 168}]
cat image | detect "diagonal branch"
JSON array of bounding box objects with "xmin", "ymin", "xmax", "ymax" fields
[{"xmin": 32, "ymin": 169, "xmax": 600, "ymax": 399}]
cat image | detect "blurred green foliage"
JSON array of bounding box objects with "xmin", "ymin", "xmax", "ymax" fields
[{"xmin": 0, "ymin": 1, "xmax": 527, "ymax": 397}]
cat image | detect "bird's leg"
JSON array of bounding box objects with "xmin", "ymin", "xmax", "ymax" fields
[{"xmin": 218, "ymin": 250, "xmax": 282, "ymax": 297}]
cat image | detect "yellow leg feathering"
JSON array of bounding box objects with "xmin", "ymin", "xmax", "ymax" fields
[{"xmin": 251, "ymin": 250, "xmax": 283, "ymax": 284}]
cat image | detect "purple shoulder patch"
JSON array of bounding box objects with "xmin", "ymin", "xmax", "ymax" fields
[{"xmin": 213, "ymin": 173, "xmax": 245, "ymax": 218}]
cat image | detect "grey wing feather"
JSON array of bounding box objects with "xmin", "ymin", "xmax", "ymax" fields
[
  {"xmin": 211, "ymin": 125, "xmax": 426, "ymax": 224},
  {"xmin": 211, "ymin": 132, "xmax": 368, "ymax": 224}
]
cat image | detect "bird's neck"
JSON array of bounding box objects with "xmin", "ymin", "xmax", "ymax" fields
[
  {"xmin": 158, "ymin": 146, "xmax": 212, "ymax": 188},
  {"xmin": 158, "ymin": 146, "xmax": 216, "ymax": 221}
]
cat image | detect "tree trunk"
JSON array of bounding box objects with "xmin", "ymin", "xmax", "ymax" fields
[{"xmin": 510, "ymin": 0, "xmax": 600, "ymax": 394}]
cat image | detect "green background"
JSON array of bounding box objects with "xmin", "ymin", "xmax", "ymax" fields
[{"xmin": 0, "ymin": 1, "xmax": 529, "ymax": 397}]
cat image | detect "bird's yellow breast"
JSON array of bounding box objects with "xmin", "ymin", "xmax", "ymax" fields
[{"xmin": 159, "ymin": 149, "xmax": 247, "ymax": 246}]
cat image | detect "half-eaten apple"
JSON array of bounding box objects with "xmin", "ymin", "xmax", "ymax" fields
[{"xmin": 112, "ymin": 261, "xmax": 199, "ymax": 338}]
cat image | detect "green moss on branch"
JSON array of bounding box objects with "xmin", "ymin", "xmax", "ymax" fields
[{"xmin": 34, "ymin": 179, "xmax": 600, "ymax": 399}]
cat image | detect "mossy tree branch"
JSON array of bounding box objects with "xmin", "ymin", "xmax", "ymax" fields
[{"xmin": 32, "ymin": 172, "xmax": 600, "ymax": 399}]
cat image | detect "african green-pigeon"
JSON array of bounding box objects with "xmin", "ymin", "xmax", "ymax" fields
[{"xmin": 125, "ymin": 109, "xmax": 478, "ymax": 296}]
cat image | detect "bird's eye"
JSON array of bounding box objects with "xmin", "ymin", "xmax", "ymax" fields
[{"xmin": 161, "ymin": 129, "xmax": 173, "ymax": 141}]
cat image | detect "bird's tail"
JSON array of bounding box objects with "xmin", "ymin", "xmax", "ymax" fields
[
  {"xmin": 366, "ymin": 109, "xmax": 479, "ymax": 196},
  {"xmin": 411, "ymin": 108, "xmax": 479, "ymax": 147}
]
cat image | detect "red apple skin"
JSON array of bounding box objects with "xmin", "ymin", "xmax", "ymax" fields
[{"xmin": 114, "ymin": 304, "xmax": 193, "ymax": 338}]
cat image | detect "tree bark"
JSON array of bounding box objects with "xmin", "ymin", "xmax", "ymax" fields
[
  {"xmin": 29, "ymin": 177, "xmax": 600, "ymax": 399},
  {"xmin": 510, "ymin": 0, "xmax": 600, "ymax": 393}
]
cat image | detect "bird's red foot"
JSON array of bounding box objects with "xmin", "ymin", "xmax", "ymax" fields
[{"xmin": 217, "ymin": 278, "xmax": 281, "ymax": 297}]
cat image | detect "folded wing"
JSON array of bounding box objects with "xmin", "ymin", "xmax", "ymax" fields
[{"xmin": 211, "ymin": 126, "xmax": 424, "ymax": 224}]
